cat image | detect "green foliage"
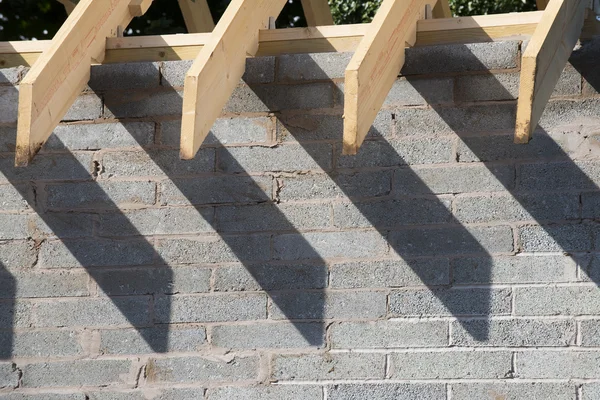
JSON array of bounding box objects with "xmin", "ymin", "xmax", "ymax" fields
[{"xmin": 0, "ymin": 0, "xmax": 539, "ymax": 41}]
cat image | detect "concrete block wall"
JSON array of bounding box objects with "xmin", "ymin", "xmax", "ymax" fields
[{"xmin": 0, "ymin": 37, "xmax": 598, "ymax": 398}]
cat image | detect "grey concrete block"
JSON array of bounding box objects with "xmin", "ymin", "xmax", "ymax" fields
[
  {"xmin": 0, "ymin": 86, "xmax": 18, "ymax": 123},
  {"xmin": 212, "ymin": 322, "xmax": 325, "ymax": 349},
  {"xmin": 389, "ymin": 288, "xmax": 512, "ymax": 317},
  {"xmin": 160, "ymin": 118, "xmax": 269, "ymax": 147},
  {"xmin": 455, "ymin": 73, "xmax": 519, "ymax": 102},
  {"xmin": 394, "ymin": 103, "xmax": 516, "ymax": 137},
  {"xmin": 389, "ymin": 351, "xmax": 512, "ymax": 379},
  {"xmin": 45, "ymin": 180, "xmax": 156, "ymax": 210},
  {"xmin": 30, "ymin": 213, "xmax": 94, "ymax": 239},
  {"xmin": 451, "ymin": 383, "xmax": 575, "ymax": 400},
  {"xmin": 330, "ymin": 258, "xmax": 450, "ymax": 288},
  {"xmin": 104, "ymin": 89, "xmax": 183, "ymax": 118},
  {"xmin": 160, "ymin": 175, "xmax": 272, "ymax": 206},
  {"xmin": 0, "ymin": 301, "xmax": 34, "ymax": 329},
  {"xmin": 213, "ymin": 263, "xmax": 327, "ymax": 292},
  {"xmin": 0, "ymin": 363, "xmax": 20, "ymax": 389},
  {"xmin": 0, "ymin": 330, "xmax": 82, "ymax": 358},
  {"xmin": 515, "ymin": 286, "xmax": 600, "ymax": 316},
  {"xmin": 518, "ymin": 161, "xmax": 600, "ymax": 191},
  {"xmin": 519, "ymin": 224, "xmax": 594, "ymax": 252},
  {"xmin": 581, "ymin": 320, "xmax": 600, "ymax": 346},
  {"xmin": 393, "ymin": 164, "xmax": 515, "ymax": 194},
  {"xmin": 328, "ymin": 384, "xmax": 446, "ymax": 400},
  {"xmin": 583, "ymin": 383, "xmax": 600, "ymax": 400},
  {"xmin": 457, "ymin": 133, "xmax": 571, "ymax": 162},
  {"xmin": 0, "ymin": 270, "xmax": 89, "ymax": 298},
  {"xmin": 0, "ymin": 183, "xmax": 32, "ymax": 211},
  {"xmin": 47, "ymin": 122, "xmax": 154, "ymax": 150},
  {"xmin": 207, "ymin": 385, "xmax": 322, "ymax": 400},
  {"xmin": 0, "ymin": 241, "xmax": 37, "ymax": 269},
  {"xmin": 0, "ymin": 126, "xmax": 16, "ymax": 152},
  {"xmin": 273, "ymin": 231, "xmax": 388, "ymax": 260},
  {"xmin": 0, "ymin": 214, "xmax": 29, "ymax": 240},
  {"xmin": 538, "ymin": 99, "xmax": 600, "ymax": 132},
  {"xmin": 146, "ymin": 356, "xmax": 258, "ymax": 383},
  {"xmin": 0, "ymin": 394, "xmax": 85, "ymax": 400},
  {"xmin": 337, "ymin": 137, "xmax": 454, "ymax": 168},
  {"xmin": 156, "ymin": 235, "xmax": 270, "ymax": 264},
  {"xmin": 277, "ymin": 171, "xmax": 392, "ymax": 201},
  {"xmin": 160, "ymin": 60, "xmax": 192, "ymax": 87},
  {"xmin": 272, "ymin": 353, "xmax": 385, "ymax": 381},
  {"xmin": 517, "ymin": 350, "xmax": 600, "ymax": 379},
  {"xmin": 97, "ymin": 207, "xmax": 214, "ymax": 237},
  {"xmin": 224, "ymin": 83, "xmax": 334, "ymax": 113},
  {"xmin": 270, "ymin": 291, "xmax": 387, "ymax": 320},
  {"xmin": 452, "ymin": 255, "xmax": 577, "ymax": 284},
  {"xmin": 217, "ymin": 144, "xmax": 332, "ymax": 173},
  {"xmin": 99, "ymin": 326, "xmax": 206, "ymax": 355},
  {"xmin": 38, "ymin": 238, "xmax": 155, "ymax": 268},
  {"xmin": 216, "ymin": 203, "xmax": 331, "ymax": 232},
  {"xmin": 403, "ymin": 41, "xmax": 519, "ymax": 75},
  {"xmin": 87, "ymin": 389, "xmax": 203, "ymax": 400},
  {"xmin": 0, "ymin": 67, "xmax": 24, "ymax": 85},
  {"xmin": 94, "ymin": 266, "xmax": 210, "ymax": 296},
  {"xmin": 162, "ymin": 58, "xmax": 275, "ymax": 87},
  {"xmin": 63, "ymin": 94, "xmax": 102, "ymax": 121},
  {"xmin": 333, "ymin": 197, "xmax": 451, "ymax": 228},
  {"xmin": 451, "ymin": 319, "xmax": 576, "ymax": 346},
  {"xmin": 100, "ymin": 149, "xmax": 215, "ymax": 178},
  {"xmin": 583, "ymin": 192, "xmax": 600, "ymax": 219},
  {"xmin": 90, "ymin": 62, "xmax": 160, "ymax": 90},
  {"xmin": 454, "ymin": 193, "xmax": 580, "ymax": 223},
  {"xmin": 277, "ymin": 52, "xmax": 352, "ymax": 81},
  {"xmin": 388, "ymin": 225, "xmax": 514, "ymax": 257},
  {"xmin": 22, "ymin": 360, "xmax": 133, "ymax": 387},
  {"xmin": 0, "ymin": 153, "xmax": 93, "ymax": 183},
  {"xmin": 579, "ymin": 254, "xmax": 600, "ymax": 283},
  {"xmin": 34, "ymin": 297, "xmax": 150, "ymax": 327},
  {"xmin": 330, "ymin": 320, "xmax": 448, "ymax": 348},
  {"xmin": 155, "ymin": 293, "xmax": 266, "ymax": 323},
  {"xmin": 553, "ymin": 65, "xmax": 583, "ymax": 96},
  {"xmin": 385, "ymin": 78, "xmax": 454, "ymax": 106}
]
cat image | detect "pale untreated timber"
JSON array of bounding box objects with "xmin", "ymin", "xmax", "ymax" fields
[
  {"xmin": 432, "ymin": 0, "xmax": 452, "ymax": 18},
  {"xmin": 56, "ymin": 0, "xmax": 78, "ymax": 15},
  {"xmin": 180, "ymin": 0, "xmax": 287, "ymax": 159},
  {"xmin": 301, "ymin": 0, "xmax": 334, "ymax": 26},
  {"xmin": 0, "ymin": 12, "xmax": 546, "ymax": 68},
  {"xmin": 177, "ymin": 0, "xmax": 215, "ymax": 33},
  {"xmin": 515, "ymin": 0, "xmax": 587, "ymax": 143},
  {"xmin": 536, "ymin": 0, "xmax": 550, "ymax": 10},
  {"xmin": 343, "ymin": 0, "xmax": 437, "ymax": 155},
  {"xmin": 15, "ymin": 0, "xmax": 153, "ymax": 166}
]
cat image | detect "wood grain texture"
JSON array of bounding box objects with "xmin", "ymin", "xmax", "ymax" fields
[
  {"xmin": 300, "ymin": 0, "xmax": 334, "ymax": 26},
  {"xmin": 180, "ymin": 0, "xmax": 287, "ymax": 159},
  {"xmin": 177, "ymin": 0, "xmax": 215, "ymax": 33},
  {"xmin": 15, "ymin": 0, "xmax": 152, "ymax": 166},
  {"xmin": 515, "ymin": 0, "xmax": 587, "ymax": 143}
]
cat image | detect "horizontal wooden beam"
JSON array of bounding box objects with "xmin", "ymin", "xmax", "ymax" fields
[
  {"xmin": 0, "ymin": 11, "xmax": 547, "ymax": 68},
  {"xmin": 15, "ymin": 0, "xmax": 152, "ymax": 166},
  {"xmin": 515, "ymin": 0, "xmax": 588, "ymax": 143},
  {"xmin": 343, "ymin": 0, "xmax": 436, "ymax": 155}
]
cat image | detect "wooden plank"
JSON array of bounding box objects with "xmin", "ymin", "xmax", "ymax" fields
[
  {"xmin": 343, "ymin": 0, "xmax": 437, "ymax": 155},
  {"xmin": 515, "ymin": 0, "xmax": 587, "ymax": 143},
  {"xmin": 0, "ymin": 11, "xmax": 546, "ymax": 68},
  {"xmin": 177, "ymin": 0, "xmax": 215, "ymax": 33},
  {"xmin": 301, "ymin": 0, "xmax": 334, "ymax": 26},
  {"xmin": 56, "ymin": 0, "xmax": 78, "ymax": 15},
  {"xmin": 15, "ymin": 0, "xmax": 152, "ymax": 166},
  {"xmin": 180, "ymin": 0, "xmax": 287, "ymax": 159},
  {"xmin": 432, "ymin": 0, "xmax": 451, "ymax": 18}
]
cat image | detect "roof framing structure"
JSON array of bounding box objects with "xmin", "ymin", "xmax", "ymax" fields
[{"xmin": 1, "ymin": 0, "xmax": 599, "ymax": 165}]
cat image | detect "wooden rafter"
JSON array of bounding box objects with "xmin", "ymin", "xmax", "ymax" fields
[
  {"xmin": 432, "ymin": 0, "xmax": 452, "ymax": 18},
  {"xmin": 56, "ymin": 0, "xmax": 78, "ymax": 15},
  {"xmin": 515, "ymin": 0, "xmax": 588, "ymax": 143},
  {"xmin": 180, "ymin": 0, "xmax": 287, "ymax": 159},
  {"xmin": 15, "ymin": 0, "xmax": 153, "ymax": 166},
  {"xmin": 0, "ymin": 11, "xmax": 552, "ymax": 68},
  {"xmin": 301, "ymin": 0, "xmax": 334, "ymax": 26},
  {"xmin": 177, "ymin": 0, "xmax": 215, "ymax": 33},
  {"xmin": 343, "ymin": 0, "xmax": 437, "ymax": 155},
  {"xmin": 536, "ymin": 0, "xmax": 550, "ymax": 10}
]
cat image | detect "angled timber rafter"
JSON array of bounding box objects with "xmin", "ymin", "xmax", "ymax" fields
[
  {"xmin": 515, "ymin": 0, "xmax": 588, "ymax": 143},
  {"xmin": 432, "ymin": 0, "xmax": 452, "ymax": 18},
  {"xmin": 56, "ymin": 0, "xmax": 79, "ymax": 15},
  {"xmin": 16, "ymin": 0, "xmax": 154, "ymax": 166},
  {"xmin": 180, "ymin": 0, "xmax": 287, "ymax": 159},
  {"xmin": 300, "ymin": 0, "xmax": 334, "ymax": 26},
  {"xmin": 177, "ymin": 0, "xmax": 215, "ymax": 33},
  {"xmin": 343, "ymin": 0, "xmax": 437, "ymax": 155}
]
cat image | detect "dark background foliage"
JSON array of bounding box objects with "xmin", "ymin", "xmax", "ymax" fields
[{"xmin": 0, "ymin": 0, "xmax": 538, "ymax": 41}]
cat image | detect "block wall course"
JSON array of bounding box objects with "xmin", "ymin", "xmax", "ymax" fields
[{"xmin": 0, "ymin": 37, "xmax": 599, "ymax": 397}]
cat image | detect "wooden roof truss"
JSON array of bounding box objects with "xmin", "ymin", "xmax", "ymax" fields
[{"xmin": 2, "ymin": 0, "xmax": 599, "ymax": 165}]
